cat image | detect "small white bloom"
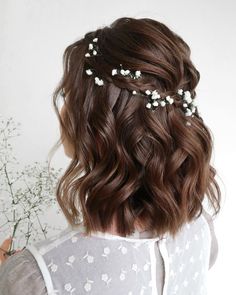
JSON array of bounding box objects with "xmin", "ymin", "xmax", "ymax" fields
[
  {"xmin": 179, "ymin": 263, "xmax": 185, "ymax": 272},
  {"xmin": 64, "ymin": 283, "xmax": 72, "ymax": 291},
  {"xmin": 140, "ymin": 286, "xmax": 146, "ymax": 295},
  {"xmin": 48, "ymin": 260, "xmax": 58, "ymax": 272},
  {"xmin": 84, "ymin": 282, "xmax": 92, "ymax": 292},
  {"xmin": 143, "ymin": 262, "xmax": 150, "ymax": 271},
  {"xmin": 103, "ymin": 247, "xmax": 110, "ymax": 255},
  {"xmin": 93, "ymin": 50, "xmax": 97, "ymax": 55},
  {"xmin": 94, "ymin": 77, "xmax": 104, "ymax": 86},
  {"xmin": 146, "ymin": 102, "xmax": 152, "ymax": 109},
  {"xmin": 87, "ymin": 255, "xmax": 94, "ymax": 263},
  {"xmin": 93, "ymin": 37, "xmax": 98, "ymax": 42},
  {"xmin": 190, "ymin": 256, "xmax": 195, "ymax": 263},
  {"xmin": 192, "ymin": 99, "xmax": 197, "ymax": 106},
  {"xmin": 193, "ymin": 271, "xmax": 199, "ymax": 280},
  {"xmin": 132, "ymin": 264, "xmax": 138, "ymax": 271},
  {"xmin": 185, "ymin": 108, "xmax": 192, "ymax": 116},
  {"xmin": 84, "ymin": 278, "xmax": 94, "ymax": 292},
  {"xmin": 68, "ymin": 255, "xmax": 75, "ymax": 263},
  {"xmin": 86, "ymin": 69, "xmax": 93, "ymax": 75},
  {"xmin": 135, "ymin": 70, "xmax": 141, "ymax": 78},
  {"xmin": 51, "ymin": 264, "xmax": 58, "ymax": 272},
  {"xmin": 132, "ymin": 264, "xmax": 137, "ymax": 270},
  {"xmin": 120, "ymin": 69, "xmax": 130, "ymax": 76},
  {"xmin": 132, "ymin": 242, "xmax": 142, "ymax": 249},
  {"xmin": 183, "ymin": 103, "xmax": 188, "ymax": 108},
  {"xmin": 152, "ymin": 101, "xmax": 159, "ymax": 107},
  {"xmin": 145, "ymin": 90, "xmax": 151, "ymax": 95},
  {"xmin": 184, "ymin": 90, "xmax": 191, "ymax": 98},
  {"xmin": 132, "ymin": 90, "xmax": 137, "ymax": 95},
  {"xmin": 121, "ymin": 246, "xmax": 127, "ymax": 254},
  {"xmin": 112, "ymin": 69, "xmax": 118, "ymax": 76},
  {"xmin": 85, "ymin": 53, "xmax": 90, "ymax": 57},
  {"xmin": 101, "ymin": 273, "xmax": 108, "ymax": 281},
  {"xmin": 160, "ymin": 101, "xmax": 166, "ymax": 107},
  {"xmin": 151, "ymin": 90, "xmax": 160, "ymax": 99},
  {"xmin": 191, "ymin": 106, "xmax": 196, "ymax": 113},
  {"xmin": 183, "ymin": 280, "xmax": 189, "ymax": 287},
  {"xmin": 88, "ymin": 43, "xmax": 93, "ymax": 50},
  {"xmin": 194, "ymin": 234, "xmax": 199, "ymax": 240},
  {"xmin": 184, "ymin": 91, "xmax": 192, "ymax": 103},
  {"xmin": 166, "ymin": 96, "xmax": 174, "ymax": 104},
  {"xmin": 178, "ymin": 89, "xmax": 183, "ymax": 95},
  {"xmin": 166, "ymin": 95, "xmax": 171, "ymax": 101},
  {"xmin": 185, "ymin": 241, "xmax": 190, "ymax": 249},
  {"xmin": 185, "ymin": 96, "xmax": 192, "ymax": 104}
]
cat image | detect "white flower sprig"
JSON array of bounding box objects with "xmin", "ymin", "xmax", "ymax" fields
[
  {"xmin": 111, "ymin": 64, "xmax": 142, "ymax": 80},
  {"xmin": 84, "ymin": 37, "xmax": 99, "ymax": 57},
  {"xmin": 94, "ymin": 77, "xmax": 104, "ymax": 86},
  {"xmin": 84, "ymin": 37, "xmax": 104, "ymax": 87},
  {"xmin": 177, "ymin": 89, "xmax": 197, "ymax": 117},
  {"xmin": 132, "ymin": 89, "xmax": 174, "ymax": 110},
  {"xmin": 0, "ymin": 115, "xmax": 64, "ymax": 254},
  {"xmin": 85, "ymin": 38, "xmax": 142, "ymax": 87},
  {"xmin": 83, "ymin": 38, "xmax": 198, "ymax": 120}
]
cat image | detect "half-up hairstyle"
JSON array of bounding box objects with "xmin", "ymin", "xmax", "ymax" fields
[{"xmin": 49, "ymin": 17, "xmax": 221, "ymax": 238}]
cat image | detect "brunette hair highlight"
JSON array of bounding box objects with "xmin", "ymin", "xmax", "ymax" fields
[{"xmin": 48, "ymin": 17, "xmax": 221, "ymax": 238}]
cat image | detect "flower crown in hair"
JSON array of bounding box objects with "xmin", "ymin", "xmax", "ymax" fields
[{"xmin": 84, "ymin": 37, "xmax": 197, "ymax": 119}]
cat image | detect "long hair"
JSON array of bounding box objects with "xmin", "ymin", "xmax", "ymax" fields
[{"xmin": 48, "ymin": 17, "xmax": 221, "ymax": 238}]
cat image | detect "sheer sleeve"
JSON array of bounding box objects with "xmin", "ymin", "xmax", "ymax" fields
[
  {"xmin": 0, "ymin": 248, "xmax": 47, "ymax": 295},
  {"xmin": 202, "ymin": 208, "xmax": 219, "ymax": 269}
]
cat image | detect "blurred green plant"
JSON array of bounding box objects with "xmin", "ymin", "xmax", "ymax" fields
[{"xmin": 0, "ymin": 115, "xmax": 64, "ymax": 256}]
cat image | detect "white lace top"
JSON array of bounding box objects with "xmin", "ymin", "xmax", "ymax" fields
[{"xmin": 17, "ymin": 211, "xmax": 214, "ymax": 295}]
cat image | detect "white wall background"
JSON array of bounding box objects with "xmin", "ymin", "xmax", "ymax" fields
[{"xmin": 1, "ymin": 0, "xmax": 235, "ymax": 293}]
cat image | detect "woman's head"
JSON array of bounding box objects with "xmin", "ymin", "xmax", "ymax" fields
[{"xmin": 50, "ymin": 17, "xmax": 221, "ymax": 238}]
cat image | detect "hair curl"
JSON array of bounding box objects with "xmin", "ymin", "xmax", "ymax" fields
[{"xmin": 48, "ymin": 17, "xmax": 221, "ymax": 238}]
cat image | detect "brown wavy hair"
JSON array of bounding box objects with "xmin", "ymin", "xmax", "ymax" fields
[{"xmin": 48, "ymin": 17, "xmax": 221, "ymax": 238}]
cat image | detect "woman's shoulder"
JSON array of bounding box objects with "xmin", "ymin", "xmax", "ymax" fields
[{"xmin": 0, "ymin": 248, "xmax": 47, "ymax": 295}]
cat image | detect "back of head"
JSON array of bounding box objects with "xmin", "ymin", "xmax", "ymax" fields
[{"xmin": 50, "ymin": 17, "xmax": 221, "ymax": 238}]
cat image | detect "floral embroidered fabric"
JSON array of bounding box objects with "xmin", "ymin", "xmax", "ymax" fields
[{"xmin": 20, "ymin": 211, "xmax": 213, "ymax": 295}]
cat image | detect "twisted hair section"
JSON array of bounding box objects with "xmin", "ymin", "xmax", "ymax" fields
[{"xmin": 49, "ymin": 17, "xmax": 221, "ymax": 238}]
